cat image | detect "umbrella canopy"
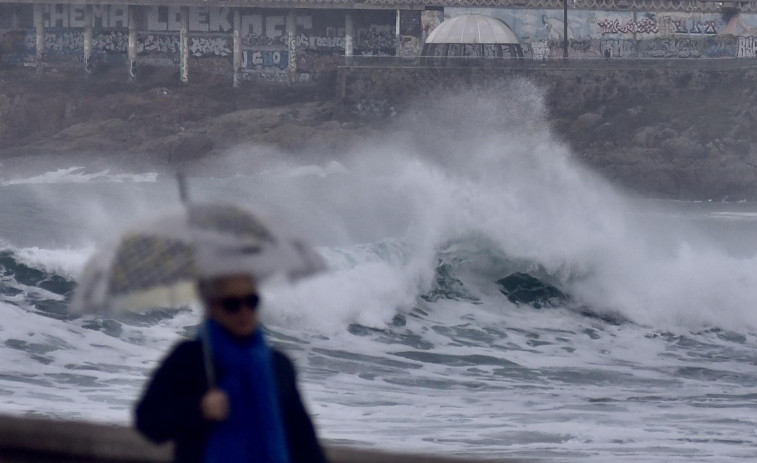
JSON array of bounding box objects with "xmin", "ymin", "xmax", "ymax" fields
[{"xmin": 72, "ymin": 202, "xmax": 324, "ymax": 314}]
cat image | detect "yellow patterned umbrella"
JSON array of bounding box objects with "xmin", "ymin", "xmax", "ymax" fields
[{"xmin": 72, "ymin": 202, "xmax": 324, "ymax": 314}]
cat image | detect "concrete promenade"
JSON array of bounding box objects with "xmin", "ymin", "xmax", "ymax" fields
[{"xmin": 0, "ymin": 414, "xmax": 538, "ymax": 463}]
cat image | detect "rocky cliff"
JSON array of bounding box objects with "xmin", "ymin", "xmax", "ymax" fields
[
  {"xmin": 339, "ymin": 62, "xmax": 757, "ymax": 201},
  {"xmin": 2, "ymin": 63, "xmax": 757, "ymax": 201}
]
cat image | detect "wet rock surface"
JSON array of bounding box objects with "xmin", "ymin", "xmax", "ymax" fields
[
  {"xmin": 496, "ymin": 273, "xmax": 568, "ymax": 309},
  {"xmin": 2, "ymin": 65, "xmax": 757, "ymax": 201},
  {"xmin": 0, "ymin": 66, "xmax": 375, "ymax": 178}
]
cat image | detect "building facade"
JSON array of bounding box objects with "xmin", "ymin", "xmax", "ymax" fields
[{"xmin": 1, "ymin": 0, "xmax": 756, "ymax": 83}]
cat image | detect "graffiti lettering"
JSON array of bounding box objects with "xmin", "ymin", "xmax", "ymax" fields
[
  {"xmin": 672, "ymin": 19, "xmax": 688, "ymax": 34},
  {"xmin": 600, "ymin": 38, "xmax": 636, "ymax": 58},
  {"xmin": 671, "ymin": 18, "xmax": 717, "ymax": 35},
  {"xmin": 738, "ymin": 36, "xmax": 757, "ymax": 57},
  {"xmin": 242, "ymin": 50, "xmax": 289, "ymax": 70},
  {"xmin": 597, "ymin": 18, "xmax": 659, "ymax": 35},
  {"xmin": 356, "ymin": 24, "xmax": 395, "ymax": 54},
  {"xmin": 22, "ymin": 30, "xmax": 129, "ymax": 55},
  {"xmin": 242, "ymin": 19, "xmax": 385, "ymax": 51},
  {"xmin": 209, "ymin": 8, "xmax": 232, "ymax": 33},
  {"xmin": 529, "ymin": 40, "xmax": 551, "ymax": 60},
  {"xmin": 700, "ymin": 20, "xmax": 718, "ymax": 34},
  {"xmin": 569, "ymin": 39, "xmax": 593, "ymax": 53},
  {"xmin": 95, "ymin": 31, "xmax": 128, "ymax": 53},
  {"xmin": 140, "ymin": 34, "xmax": 178, "ymax": 54},
  {"xmin": 704, "ymin": 35, "xmax": 738, "ymax": 57},
  {"xmin": 189, "ymin": 37, "xmax": 231, "ymax": 57},
  {"xmin": 646, "ymin": 38, "xmax": 701, "ymax": 58},
  {"xmin": 43, "ymin": 4, "xmax": 128, "ymax": 29},
  {"xmin": 310, "ymin": 36, "xmax": 346, "ymax": 49},
  {"xmin": 243, "ymin": 34, "xmax": 277, "ymax": 47},
  {"xmin": 146, "ymin": 7, "xmax": 232, "ymax": 32}
]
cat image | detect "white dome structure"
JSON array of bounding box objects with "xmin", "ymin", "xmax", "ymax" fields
[{"xmin": 422, "ymin": 14, "xmax": 523, "ymax": 59}]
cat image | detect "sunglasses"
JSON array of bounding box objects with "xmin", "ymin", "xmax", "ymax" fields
[{"xmin": 214, "ymin": 294, "xmax": 261, "ymax": 313}]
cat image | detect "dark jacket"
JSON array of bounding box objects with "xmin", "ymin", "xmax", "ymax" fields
[{"xmin": 135, "ymin": 339, "xmax": 328, "ymax": 463}]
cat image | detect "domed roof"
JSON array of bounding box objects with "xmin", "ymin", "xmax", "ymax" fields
[{"xmin": 425, "ymin": 14, "xmax": 520, "ymax": 45}]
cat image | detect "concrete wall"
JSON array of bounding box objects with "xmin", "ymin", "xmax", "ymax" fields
[
  {"xmin": 446, "ymin": 7, "xmax": 757, "ymax": 59},
  {"xmin": 0, "ymin": 414, "xmax": 534, "ymax": 463},
  {"xmin": 0, "ymin": 4, "xmax": 420, "ymax": 83},
  {"xmin": 7, "ymin": 2, "xmax": 757, "ymax": 85}
]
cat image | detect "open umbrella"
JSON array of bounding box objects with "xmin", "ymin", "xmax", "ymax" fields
[{"xmin": 72, "ymin": 202, "xmax": 325, "ymax": 315}]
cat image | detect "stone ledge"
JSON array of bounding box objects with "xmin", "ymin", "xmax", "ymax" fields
[{"xmin": 0, "ymin": 414, "xmax": 537, "ymax": 463}]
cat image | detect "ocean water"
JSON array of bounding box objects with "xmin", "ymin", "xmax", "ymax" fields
[{"xmin": 1, "ymin": 84, "xmax": 756, "ymax": 462}]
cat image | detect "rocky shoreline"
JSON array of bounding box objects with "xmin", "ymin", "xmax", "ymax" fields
[
  {"xmin": 0, "ymin": 67, "xmax": 375, "ymax": 177},
  {"xmin": 2, "ymin": 65, "xmax": 757, "ymax": 201},
  {"xmin": 544, "ymin": 65, "xmax": 757, "ymax": 201}
]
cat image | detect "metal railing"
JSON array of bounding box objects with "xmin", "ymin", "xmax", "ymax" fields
[{"xmin": 339, "ymin": 55, "xmax": 757, "ymax": 70}]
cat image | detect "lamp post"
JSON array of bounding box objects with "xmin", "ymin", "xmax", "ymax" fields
[{"xmin": 563, "ymin": 0, "xmax": 569, "ymax": 58}]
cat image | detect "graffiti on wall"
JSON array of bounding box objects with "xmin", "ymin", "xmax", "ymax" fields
[
  {"xmin": 356, "ymin": 24, "xmax": 395, "ymax": 55},
  {"xmin": 4, "ymin": 5, "xmax": 406, "ymax": 78},
  {"xmin": 644, "ymin": 37, "xmax": 702, "ymax": 58},
  {"xmin": 596, "ymin": 14, "xmax": 717, "ymax": 36},
  {"xmin": 24, "ymin": 5, "xmax": 399, "ymax": 56},
  {"xmin": 447, "ymin": 7, "xmax": 757, "ymax": 60},
  {"xmin": 398, "ymin": 10, "xmax": 420, "ymax": 58},
  {"xmin": 140, "ymin": 34, "xmax": 176, "ymax": 54},
  {"xmin": 242, "ymin": 49, "xmax": 289, "ymax": 70},
  {"xmin": 528, "ymin": 40, "xmax": 550, "ymax": 60},
  {"xmin": 189, "ymin": 36, "xmax": 230, "ymax": 56},
  {"xmin": 242, "ymin": 32, "xmax": 346, "ymax": 50},
  {"xmin": 42, "ymin": 4, "xmax": 127, "ymax": 29},
  {"xmin": 599, "ymin": 38, "xmax": 636, "ymax": 58},
  {"xmin": 21, "ymin": 30, "xmax": 233, "ymax": 57},
  {"xmin": 141, "ymin": 34, "xmax": 232, "ymax": 57},
  {"xmin": 703, "ymin": 35, "xmax": 738, "ymax": 57},
  {"xmin": 738, "ymin": 36, "xmax": 757, "ymax": 57},
  {"xmin": 23, "ymin": 30, "xmax": 129, "ymax": 54},
  {"xmin": 520, "ymin": 34, "xmax": 757, "ymax": 59},
  {"xmin": 421, "ymin": 10, "xmax": 442, "ymax": 43},
  {"xmin": 21, "ymin": 3, "xmax": 757, "ymax": 69},
  {"xmin": 299, "ymin": 34, "xmax": 346, "ymax": 49},
  {"xmin": 669, "ymin": 18, "xmax": 717, "ymax": 35},
  {"xmin": 596, "ymin": 17, "xmax": 659, "ymax": 35},
  {"xmin": 449, "ymin": 7, "xmax": 757, "ymax": 39}
]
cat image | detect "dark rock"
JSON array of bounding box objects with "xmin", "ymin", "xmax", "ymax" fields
[
  {"xmin": 661, "ymin": 136, "xmax": 707, "ymax": 163},
  {"xmin": 573, "ymin": 112, "xmax": 602, "ymax": 131},
  {"xmin": 4, "ymin": 65, "xmax": 757, "ymax": 201},
  {"xmin": 422, "ymin": 261, "xmax": 480, "ymax": 303},
  {"xmin": 593, "ymin": 122, "xmax": 614, "ymax": 139},
  {"xmin": 632, "ymin": 126, "xmax": 663, "ymax": 148},
  {"xmin": 496, "ymin": 272, "xmax": 567, "ymax": 309}
]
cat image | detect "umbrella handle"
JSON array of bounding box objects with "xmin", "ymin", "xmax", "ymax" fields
[
  {"xmin": 199, "ymin": 323, "xmax": 216, "ymax": 388},
  {"xmin": 176, "ymin": 171, "xmax": 190, "ymax": 204}
]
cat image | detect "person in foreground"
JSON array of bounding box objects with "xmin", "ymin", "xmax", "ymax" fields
[{"xmin": 135, "ymin": 273, "xmax": 328, "ymax": 463}]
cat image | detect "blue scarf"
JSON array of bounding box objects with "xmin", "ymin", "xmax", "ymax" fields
[{"xmin": 202, "ymin": 319, "xmax": 290, "ymax": 463}]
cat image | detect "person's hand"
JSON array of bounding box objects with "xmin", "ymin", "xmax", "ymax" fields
[{"xmin": 201, "ymin": 388, "xmax": 230, "ymax": 421}]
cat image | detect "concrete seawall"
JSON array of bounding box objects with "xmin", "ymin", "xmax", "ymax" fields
[{"xmin": 0, "ymin": 414, "xmax": 536, "ymax": 463}]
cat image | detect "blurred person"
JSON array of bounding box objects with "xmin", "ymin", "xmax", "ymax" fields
[{"xmin": 135, "ymin": 273, "xmax": 328, "ymax": 463}]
